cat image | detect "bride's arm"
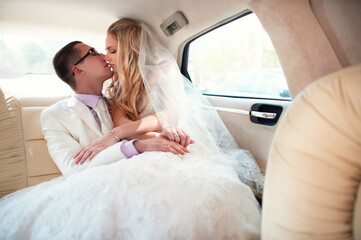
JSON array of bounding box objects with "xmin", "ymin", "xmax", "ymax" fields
[
  {"xmin": 111, "ymin": 106, "xmax": 133, "ymax": 126},
  {"xmin": 111, "ymin": 107, "xmax": 192, "ymax": 144},
  {"xmin": 111, "ymin": 106, "xmax": 162, "ymax": 140}
]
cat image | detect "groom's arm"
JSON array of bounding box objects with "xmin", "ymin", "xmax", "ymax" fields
[{"xmin": 40, "ymin": 107, "xmax": 127, "ymax": 177}]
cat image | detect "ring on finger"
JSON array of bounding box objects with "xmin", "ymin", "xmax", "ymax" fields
[
  {"xmin": 173, "ymin": 134, "xmax": 178, "ymax": 138},
  {"xmin": 168, "ymin": 142, "xmax": 172, "ymax": 147}
]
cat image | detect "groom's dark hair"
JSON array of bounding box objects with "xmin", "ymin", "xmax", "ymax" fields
[{"xmin": 53, "ymin": 41, "xmax": 82, "ymax": 90}]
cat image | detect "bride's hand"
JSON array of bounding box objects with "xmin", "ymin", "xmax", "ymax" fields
[
  {"xmin": 160, "ymin": 127, "xmax": 194, "ymax": 147},
  {"xmin": 74, "ymin": 133, "xmax": 119, "ymax": 165}
]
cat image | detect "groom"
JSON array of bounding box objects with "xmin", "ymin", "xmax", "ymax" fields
[{"xmin": 41, "ymin": 41, "xmax": 188, "ymax": 177}]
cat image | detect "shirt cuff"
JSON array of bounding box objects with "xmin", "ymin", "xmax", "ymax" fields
[{"xmin": 120, "ymin": 139, "xmax": 139, "ymax": 158}]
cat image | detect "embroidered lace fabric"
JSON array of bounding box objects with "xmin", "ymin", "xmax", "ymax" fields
[{"xmin": 0, "ymin": 146, "xmax": 261, "ymax": 239}]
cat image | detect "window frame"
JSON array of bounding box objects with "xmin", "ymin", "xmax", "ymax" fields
[{"xmin": 181, "ymin": 11, "xmax": 291, "ymax": 101}]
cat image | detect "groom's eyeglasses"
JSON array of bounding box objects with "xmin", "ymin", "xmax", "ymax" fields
[
  {"xmin": 72, "ymin": 48, "xmax": 99, "ymax": 75},
  {"xmin": 74, "ymin": 48, "xmax": 99, "ymax": 65}
]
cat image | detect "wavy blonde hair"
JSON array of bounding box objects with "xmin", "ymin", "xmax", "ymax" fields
[{"xmin": 106, "ymin": 19, "xmax": 147, "ymax": 121}]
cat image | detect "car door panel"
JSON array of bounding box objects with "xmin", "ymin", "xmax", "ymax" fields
[{"xmin": 206, "ymin": 95, "xmax": 291, "ymax": 171}]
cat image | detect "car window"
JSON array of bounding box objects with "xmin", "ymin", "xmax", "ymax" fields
[
  {"xmin": 0, "ymin": 31, "xmax": 104, "ymax": 98},
  {"xmin": 184, "ymin": 12, "xmax": 291, "ymax": 100}
]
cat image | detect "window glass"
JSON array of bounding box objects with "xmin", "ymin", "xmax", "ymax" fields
[
  {"xmin": 0, "ymin": 29, "xmax": 105, "ymax": 98},
  {"xmin": 186, "ymin": 12, "xmax": 290, "ymax": 99}
]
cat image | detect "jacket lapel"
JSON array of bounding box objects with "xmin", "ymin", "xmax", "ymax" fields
[{"xmin": 67, "ymin": 96, "xmax": 103, "ymax": 137}]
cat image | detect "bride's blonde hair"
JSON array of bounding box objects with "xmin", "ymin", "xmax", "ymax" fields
[{"xmin": 106, "ymin": 19, "xmax": 146, "ymax": 121}]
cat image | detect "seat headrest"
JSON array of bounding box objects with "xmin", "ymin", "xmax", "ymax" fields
[{"xmin": 262, "ymin": 63, "xmax": 361, "ymax": 239}]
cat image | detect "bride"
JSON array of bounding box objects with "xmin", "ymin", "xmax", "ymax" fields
[
  {"xmin": 76, "ymin": 19, "xmax": 264, "ymax": 194},
  {"xmin": 0, "ymin": 19, "xmax": 263, "ymax": 240}
]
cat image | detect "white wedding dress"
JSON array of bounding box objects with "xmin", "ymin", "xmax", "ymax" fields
[
  {"xmin": 0, "ymin": 23, "xmax": 263, "ymax": 240},
  {"xmin": 0, "ymin": 101, "xmax": 261, "ymax": 240},
  {"xmin": 0, "ymin": 145, "xmax": 260, "ymax": 240}
]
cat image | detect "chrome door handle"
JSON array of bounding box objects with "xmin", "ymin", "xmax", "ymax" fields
[
  {"xmin": 250, "ymin": 104, "xmax": 283, "ymax": 126},
  {"xmin": 250, "ymin": 111, "xmax": 277, "ymax": 119}
]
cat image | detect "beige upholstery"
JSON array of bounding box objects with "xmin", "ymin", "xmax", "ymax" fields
[
  {"xmin": 262, "ymin": 64, "xmax": 361, "ymax": 239},
  {"xmin": 21, "ymin": 107, "xmax": 61, "ymax": 185},
  {"xmin": 248, "ymin": 0, "xmax": 343, "ymax": 98},
  {"xmin": 0, "ymin": 89, "xmax": 62, "ymax": 198},
  {"xmin": 0, "ymin": 90, "xmax": 27, "ymax": 197}
]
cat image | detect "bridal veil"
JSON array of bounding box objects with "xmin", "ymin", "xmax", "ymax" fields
[{"xmin": 138, "ymin": 23, "xmax": 264, "ymax": 195}]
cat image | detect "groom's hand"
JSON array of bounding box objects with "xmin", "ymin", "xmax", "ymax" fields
[
  {"xmin": 134, "ymin": 136, "xmax": 189, "ymax": 155},
  {"xmin": 74, "ymin": 133, "xmax": 118, "ymax": 165}
]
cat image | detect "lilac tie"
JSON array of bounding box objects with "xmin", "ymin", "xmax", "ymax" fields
[{"xmin": 87, "ymin": 106, "xmax": 102, "ymax": 130}]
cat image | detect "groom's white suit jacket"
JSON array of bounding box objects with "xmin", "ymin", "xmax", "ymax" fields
[{"xmin": 41, "ymin": 96, "xmax": 126, "ymax": 177}]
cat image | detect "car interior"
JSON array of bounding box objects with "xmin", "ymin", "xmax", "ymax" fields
[{"xmin": 0, "ymin": 0, "xmax": 360, "ymax": 238}]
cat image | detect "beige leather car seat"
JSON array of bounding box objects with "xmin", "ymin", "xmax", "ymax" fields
[
  {"xmin": 0, "ymin": 89, "xmax": 27, "ymax": 197},
  {"xmin": 0, "ymin": 89, "xmax": 61, "ymax": 198},
  {"xmin": 261, "ymin": 63, "xmax": 361, "ymax": 239}
]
